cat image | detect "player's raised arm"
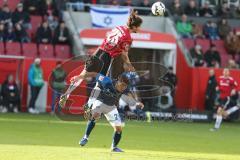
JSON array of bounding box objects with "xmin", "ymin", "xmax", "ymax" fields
[{"xmin": 121, "ymin": 52, "xmax": 135, "ymax": 72}]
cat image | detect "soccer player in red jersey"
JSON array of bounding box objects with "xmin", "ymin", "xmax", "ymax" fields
[
  {"xmin": 59, "ymin": 11, "xmax": 143, "ymax": 108},
  {"xmin": 210, "ymin": 68, "xmax": 239, "ymax": 131}
]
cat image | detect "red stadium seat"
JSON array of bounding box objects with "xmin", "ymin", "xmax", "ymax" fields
[
  {"xmin": 39, "ymin": 44, "xmax": 54, "ymax": 58},
  {"xmin": 22, "ymin": 43, "xmax": 38, "ymax": 58},
  {"xmin": 29, "ymin": 16, "xmax": 43, "ymax": 39},
  {"xmin": 0, "ymin": 43, "xmax": 5, "ymax": 55},
  {"xmin": 55, "ymin": 45, "xmax": 71, "ymax": 59},
  {"xmin": 183, "ymin": 39, "xmax": 195, "ymax": 50},
  {"xmin": 5, "ymin": 42, "xmax": 22, "ymax": 56},
  {"xmin": 196, "ymin": 39, "xmax": 210, "ymax": 53},
  {"xmin": 212, "ymin": 40, "xmax": 228, "ymax": 55},
  {"xmin": 212, "ymin": 40, "xmax": 231, "ymax": 67},
  {"xmin": 7, "ymin": 0, "xmax": 21, "ymax": 11}
]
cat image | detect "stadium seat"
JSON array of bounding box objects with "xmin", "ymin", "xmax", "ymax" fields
[
  {"xmin": 7, "ymin": 0, "xmax": 21, "ymax": 11},
  {"xmin": 39, "ymin": 44, "xmax": 54, "ymax": 59},
  {"xmin": 55, "ymin": 45, "xmax": 71, "ymax": 59},
  {"xmin": 183, "ymin": 39, "xmax": 195, "ymax": 50},
  {"xmin": 196, "ymin": 39, "xmax": 210, "ymax": 53},
  {"xmin": 212, "ymin": 40, "xmax": 230, "ymax": 67},
  {"xmin": 22, "ymin": 43, "xmax": 38, "ymax": 58},
  {"xmin": 29, "ymin": 16, "xmax": 43, "ymax": 39},
  {"xmin": 5, "ymin": 42, "xmax": 22, "ymax": 56},
  {"xmin": 0, "ymin": 43, "xmax": 5, "ymax": 55}
]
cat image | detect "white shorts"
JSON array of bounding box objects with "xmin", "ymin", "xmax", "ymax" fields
[{"xmin": 91, "ymin": 100, "xmax": 122, "ymax": 127}]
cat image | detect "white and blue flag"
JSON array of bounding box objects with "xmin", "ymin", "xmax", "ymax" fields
[{"xmin": 90, "ymin": 6, "xmax": 131, "ymax": 28}]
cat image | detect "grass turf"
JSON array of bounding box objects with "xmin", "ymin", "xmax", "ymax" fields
[{"xmin": 0, "ymin": 113, "xmax": 240, "ymax": 160}]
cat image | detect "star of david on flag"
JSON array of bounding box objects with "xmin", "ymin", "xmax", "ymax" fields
[{"xmin": 90, "ymin": 6, "xmax": 130, "ymax": 28}]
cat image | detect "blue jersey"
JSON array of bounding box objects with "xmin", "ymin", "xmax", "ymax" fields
[{"xmin": 96, "ymin": 74, "xmax": 123, "ymax": 106}]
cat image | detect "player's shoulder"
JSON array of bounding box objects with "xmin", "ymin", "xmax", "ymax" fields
[
  {"xmin": 98, "ymin": 74, "xmax": 105, "ymax": 81},
  {"xmin": 97, "ymin": 74, "xmax": 112, "ymax": 83}
]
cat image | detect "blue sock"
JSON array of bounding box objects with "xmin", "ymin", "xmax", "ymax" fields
[
  {"xmin": 112, "ymin": 131, "xmax": 122, "ymax": 148},
  {"xmin": 84, "ymin": 119, "xmax": 95, "ymax": 138}
]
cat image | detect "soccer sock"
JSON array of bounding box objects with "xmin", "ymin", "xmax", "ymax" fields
[
  {"xmin": 214, "ymin": 115, "xmax": 223, "ymax": 129},
  {"xmin": 112, "ymin": 131, "xmax": 122, "ymax": 148},
  {"xmin": 84, "ymin": 119, "xmax": 95, "ymax": 138},
  {"xmin": 226, "ymin": 106, "xmax": 239, "ymax": 115}
]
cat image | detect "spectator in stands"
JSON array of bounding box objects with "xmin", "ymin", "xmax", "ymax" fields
[
  {"xmin": 233, "ymin": 5, "xmax": 240, "ymax": 18},
  {"xmin": 23, "ymin": 0, "xmax": 41, "ymax": 15},
  {"xmin": 50, "ymin": 61, "xmax": 66, "ymax": 113},
  {"xmin": 45, "ymin": 14, "xmax": 59, "ymax": 31},
  {"xmin": 40, "ymin": 0, "xmax": 58, "ymax": 17},
  {"xmin": 225, "ymin": 31, "xmax": 240, "ymax": 59},
  {"xmin": 176, "ymin": 14, "xmax": 192, "ymax": 38},
  {"xmin": 28, "ymin": 58, "xmax": 44, "ymax": 114},
  {"xmin": 204, "ymin": 44, "xmax": 221, "ymax": 67},
  {"xmin": 203, "ymin": 21, "xmax": 220, "ymax": 40},
  {"xmin": 138, "ymin": 0, "xmax": 151, "ymax": 15},
  {"xmin": 170, "ymin": 0, "xmax": 184, "ymax": 16},
  {"xmin": 53, "ymin": 21, "xmax": 69, "ymax": 45},
  {"xmin": 217, "ymin": 2, "xmax": 233, "ymax": 18},
  {"xmin": 205, "ymin": 69, "xmax": 217, "ymax": 112},
  {"xmin": 36, "ymin": 21, "xmax": 52, "ymax": 44},
  {"xmin": 110, "ymin": 0, "xmax": 120, "ymax": 6},
  {"xmin": 191, "ymin": 21, "xmax": 204, "ymax": 39},
  {"xmin": 0, "ymin": 5, "xmax": 12, "ymax": 27},
  {"xmin": 0, "ymin": 23, "xmax": 5, "ymax": 42},
  {"xmin": 228, "ymin": 59, "xmax": 238, "ymax": 69},
  {"xmin": 199, "ymin": 1, "xmax": 214, "ymax": 17},
  {"xmin": 4, "ymin": 25, "xmax": 16, "ymax": 42},
  {"xmin": 190, "ymin": 44, "xmax": 204, "ymax": 67},
  {"xmin": 12, "ymin": 3, "xmax": 31, "ymax": 29},
  {"xmin": 15, "ymin": 23, "xmax": 30, "ymax": 43},
  {"xmin": 40, "ymin": 0, "xmax": 59, "ymax": 31},
  {"xmin": 123, "ymin": 0, "xmax": 133, "ymax": 6},
  {"xmin": 218, "ymin": 18, "xmax": 231, "ymax": 39},
  {"xmin": 1, "ymin": 74, "xmax": 20, "ymax": 113},
  {"xmin": 184, "ymin": 0, "xmax": 199, "ymax": 17}
]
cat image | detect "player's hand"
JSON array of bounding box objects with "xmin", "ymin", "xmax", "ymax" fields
[
  {"xmin": 231, "ymin": 89, "xmax": 236, "ymax": 96},
  {"xmin": 136, "ymin": 102, "xmax": 144, "ymax": 109}
]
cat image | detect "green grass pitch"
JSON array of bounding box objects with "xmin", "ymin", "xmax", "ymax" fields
[{"xmin": 0, "ymin": 113, "xmax": 240, "ymax": 160}]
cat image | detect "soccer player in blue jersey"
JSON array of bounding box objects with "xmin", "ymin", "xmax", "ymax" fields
[{"xmin": 79, "ymin": 73, "xmax": 144, "ymax": 152}]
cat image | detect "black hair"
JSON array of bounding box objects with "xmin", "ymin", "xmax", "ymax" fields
[{"xmin": 118, "ymin": 74, "xmax": 130, "ymax": 85}]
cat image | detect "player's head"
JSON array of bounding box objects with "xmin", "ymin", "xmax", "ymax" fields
[
  {"xmin": 209, "ymin": 69, "xmax": 215, "ymax": 76},
  {"xmin": 127, "ymin": 10, "xmax": 142, "ymax": 33},
  {"xmin": 223, "ymin": 68, "xmax": 230, "ymax": 77},
  {"xmin": 115, "ymin": 74, "xmax": 130, "ymax": 92},
  {"xmin": 34, "ymin": 58, "xmax": 41, "ymax": 67}
]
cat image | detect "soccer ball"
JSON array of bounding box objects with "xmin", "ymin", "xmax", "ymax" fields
[{"xmin": 151, "ymin": 1, "xmax": 166, "ymax": 16}]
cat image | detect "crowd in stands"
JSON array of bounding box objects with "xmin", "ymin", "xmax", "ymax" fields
[
  {"xmin": 0, "ymin": 0, "xmax": 70, "ymax": 45},
  {"xmin": 173, "ymin": 1, "xmax": 240, "ymax": 68},
  {"xmin": 177, "ymin": 13, "xmax": 240, "ymax": 68},
  {"xmin": 168, "ymin": 0, "xmax": 240, "ymax": 18}
]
